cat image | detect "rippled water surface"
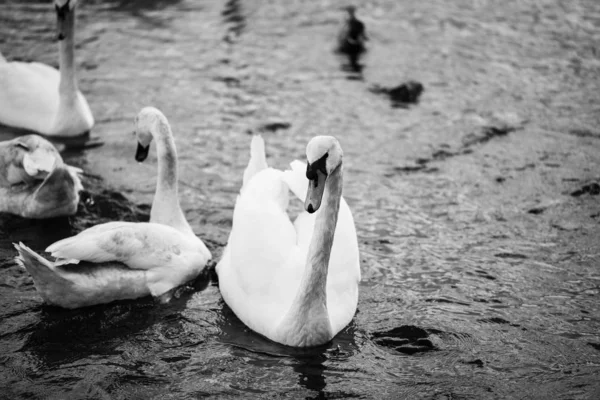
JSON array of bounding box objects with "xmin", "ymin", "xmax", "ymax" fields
[{"xmin": 2, "ymin": 0, "xmax": 600, "ymax": 398}]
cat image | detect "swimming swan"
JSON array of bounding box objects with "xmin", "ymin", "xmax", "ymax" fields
[
  {"xmin": 0, "ymin": 134, "xmax": 82, "ymax": 218},
  {"xmin": 217, "ymin": 135, "xmax": 361, "ymax": 347},
  {"xmin": 0, "ymin": 0, "xmax": 94, "ymax": 138},
  {"xmin": 13, "ymin": 108, "xmax": 211, "ymax": 309}
]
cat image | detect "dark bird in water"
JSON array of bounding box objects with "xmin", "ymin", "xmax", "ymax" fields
[
  {"xmin": 336, "ymin": 6, "xmax": 368, "ymax": 71},
  {"xmin": 369, "ymin": 81, "xmax": 425, "ymax": 108}
]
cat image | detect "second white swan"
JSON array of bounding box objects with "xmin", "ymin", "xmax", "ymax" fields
[
  {"xmin": 0, "ymin": 0, "xmax": 94, "ymax": 138},
  {"xmin": 13, "ymin": 108, "xmax": 211, "ymax": 308}
]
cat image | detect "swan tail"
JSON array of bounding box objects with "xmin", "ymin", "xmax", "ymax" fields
[
  {"xmin": 242, "ymin": 134, "xmax": 268, "ymax": 192},
  {"xmin": 13, "ymin": 242, "xmax": 71, "ymax": 296},
  {"xmin": 282, "ymin": 159, "xmax": 308, "ymax": 201}
]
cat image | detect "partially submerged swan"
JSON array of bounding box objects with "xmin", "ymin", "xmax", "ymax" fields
[
  {"xmin": 14, "ymin": 108, "xmax": 211, "ymax": 308},
  {"xmin": 217, "ymin": 135, "xmax": 361, "ymax": 347},
  {"xmin": 0, "ymin": 0, "xmax": 94, "ymax": 139},
  {"xmin": 0, "ymin": 134, "xmax": 82, "ymax": 218}
]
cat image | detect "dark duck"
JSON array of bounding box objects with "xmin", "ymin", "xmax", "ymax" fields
[{"xmin": 337, "ymin": 6, "xmax": 368, "ymax": 68}]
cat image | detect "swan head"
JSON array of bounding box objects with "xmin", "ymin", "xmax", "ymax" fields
[
  {"xmin": 133, "ymin": 107, "xmax": 167, "ymax": 162},
  {"xmin": 305, "ymin": 136, "xmax": 343, "ymax": 213},
  {"xmin": 54, "ymin": 0, "xmax": 78, "ymax": 41}
]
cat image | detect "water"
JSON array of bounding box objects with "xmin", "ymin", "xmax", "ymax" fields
[{"xmin": 1, "ymin": 0, "xmax": 600, "ymax": 398}]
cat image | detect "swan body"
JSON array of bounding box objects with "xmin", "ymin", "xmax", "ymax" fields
[
  {"xmin": 0, "ymin": 0, "xmax": 94, "ymax": 137},
  {"xmin": 0, "ymin": 134, "xmax": 82, "ymax": 218},
  {"xmin": 217, "ymin": 135, "xmax": 360, "ymax": 347},
  {"xmin": 14, "ymin": 107, "xmax": 211, "ymax": 308}
]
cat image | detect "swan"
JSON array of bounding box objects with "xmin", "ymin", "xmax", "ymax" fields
[
  {"xmin": 0, "ymin": 134, "xmax": 83, "ymax": 218},
  {"xmin": 216, "ymin": 135, "xmax": 361, "ymax": 347},
  {"xmin": 13, "ymin": 107, "xmax": 211, "ymax": 309},
  {"xmin": 0, "ymin": 0, "xmax": 94, "ymax": 139}
]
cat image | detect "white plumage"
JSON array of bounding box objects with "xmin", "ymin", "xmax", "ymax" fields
[
  {"xmin": 217, "ymin": 135, "xmax": 360, "ymax": 347},
  {"xmin": 14, "ymin": 107, "xmax": 211, "ymax": 308}
]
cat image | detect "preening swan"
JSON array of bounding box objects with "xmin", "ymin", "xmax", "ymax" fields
[
  {"xmin": 217, "ymin": 135, "xmax": 360, "ymax": 347},
  {"xmin": 0, "ymin": 0, "xmax": 94, "ymax": 139},
  {"xmin": 13, "ymin": 108, "xmax": 211, "ymax": 309},
  {"xmin": 0, "ymin": 134, "xmax": 82, "ymax": 218}
]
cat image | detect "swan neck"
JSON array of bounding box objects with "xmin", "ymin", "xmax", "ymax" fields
[
  {"xmin": 58, "ymin": 9, "xmax": 77, "ymax": 97},
  {"xmin": 150, "ymin": 119, "xmax": 190, "ymax": 233},
  {"xmin": 304, "ymin": 165, "xmax": 342, "ymax": 302},
  {"xmin": 279, "ymin": 165, "xmax": 343, "ymax": 345}
]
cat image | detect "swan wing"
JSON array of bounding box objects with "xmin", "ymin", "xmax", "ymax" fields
[
  {"xmin": 217, "ymin": 168, "xmax": 302, "ymax": 336},
  {"xmin": 46, "ymin": 222, "xmax": 205, "ymax": 271},
  {"xmin": 0, "ymin": 62, "xmax": 59, "ymax": 133},
  {"xmin": 221, "ymin": 168, "xmax": 296, "ymax": 287}
]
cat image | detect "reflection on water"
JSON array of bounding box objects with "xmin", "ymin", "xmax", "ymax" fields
[
  {"xmin": 222, "ymin": 0, "xmax": 245, "ymax": 43},
  {"xmin": 1, "ymin": 0, "xmax": 600, "ymax": 398},
  {"xmin": 294, "ymin": 355, "xmax": 326, "ymax": 396}
]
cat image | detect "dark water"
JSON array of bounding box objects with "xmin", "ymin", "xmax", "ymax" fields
[{"xmin": 2, "ymin": 0, "xmax": 600, "ymax": 398}]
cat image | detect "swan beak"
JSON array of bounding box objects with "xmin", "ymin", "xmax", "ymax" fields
[
  {"xmin": 305, "ymin": 169, "xmax": 327, "ymax": 214},
  {"xmin": 135, "ymin": 143, "xmax": 150, "ymax": 162},
  {"xmin": 55, "ymin": 1, "xmax": 70, "ymax": 41}
]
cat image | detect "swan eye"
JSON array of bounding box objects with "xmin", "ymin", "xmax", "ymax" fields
[
  {"xmin": 306, "ymin": 153, "xmax": 328, "ymax": 180},
  {"xmin": 15, "ymin": 142, "xmax": 30, "ymax": 151},
  {"xmin": 306, "ymin": 163, "xmax": 317, "ymax": 181}
]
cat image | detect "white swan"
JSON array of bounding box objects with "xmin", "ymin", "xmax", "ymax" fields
[
  {"xmin": 0, "ymin": 0, "xmax": 94, "ymax": 138},
  {"xmin": 13, "ymin": 107, "xmax": 211, "ymax": 309},
  {"xmin": 0, "ymin": 134, "xmax": 83, "ymax": 218},
  {"xmin": 217, "ymin": 135, "xmax": 361, "ymax": 347}
]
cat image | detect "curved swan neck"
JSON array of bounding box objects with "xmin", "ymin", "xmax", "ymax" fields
[
  {"xmin": 58, "ymin": 9, "xmax": 77, "ymax": 99},
  {"xmin": 149, "ymin": 118, "xmax": 192, "ymax": 234},
  {"xmin": 279, "ymin": 164, "xmax": 343, "ymax": 346},
  {"xmin": 304, "ymin": 165, "xmax": 342, "ymax": 298}
]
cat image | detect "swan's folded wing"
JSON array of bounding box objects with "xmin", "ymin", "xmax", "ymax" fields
[
  {"xmin": 282, "ymin": 159, "xmax": 308, "ymax": 201},
  {"xmin": 46, "ymin": 222, "xmax": 196, "ymax": 270},
  {"xmin": 221, "ymin": 168, "xmax": 297, "ymax": 289},
  {"xmin": 218, "ymin": 168, "xmax": 302, "ymax": 333}
]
